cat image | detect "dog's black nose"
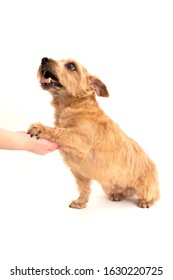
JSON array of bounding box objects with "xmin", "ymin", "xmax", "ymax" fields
[{"xmin": 41, "ymin": 57, "xmax": 50, "ymax": 65}]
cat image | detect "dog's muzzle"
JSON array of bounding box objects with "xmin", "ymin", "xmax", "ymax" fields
[{"xmin": 39, "ymin": 57, "xmax": 63, "ymax": 88}]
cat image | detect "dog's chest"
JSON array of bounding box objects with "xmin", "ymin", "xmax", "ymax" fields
[
  {"xmin": 54, "ymin": 107, "xmax": 79, "ymax": 127},
  {"xmin": 59, "ymin": 148, "xmax": 89, "ymax": 174}
]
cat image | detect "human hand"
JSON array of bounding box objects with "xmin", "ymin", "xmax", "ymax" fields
[{"xmin": 17, "ymin": 131, "xmax": 60, "ymax": 155}]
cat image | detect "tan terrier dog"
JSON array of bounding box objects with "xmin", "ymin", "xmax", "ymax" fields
[{"xmin": 28, "ymin": 57, "xmax": 160, "ymax": 209}]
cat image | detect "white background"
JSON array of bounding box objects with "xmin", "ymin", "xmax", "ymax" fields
[{"xmin": 0, "ymin": 0, "xmax": 173, "ymax": 279}]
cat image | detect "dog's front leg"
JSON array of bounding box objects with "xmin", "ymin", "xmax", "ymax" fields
[
  {"xmin": 69, "ymin": 172, "xmax": 91, "ymax": 209},
  {"xmin": 27, "ymin": 123, "xmax": 90, "ymax": 152}
]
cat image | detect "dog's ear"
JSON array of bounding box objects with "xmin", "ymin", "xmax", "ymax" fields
[{"xmin": 90, "ymin": 76, "xmax": 109, "ymax": 97}]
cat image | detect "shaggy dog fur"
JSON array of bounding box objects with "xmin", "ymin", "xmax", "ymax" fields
[{"xmin": 28, "ymin": 57, "xmax": 160, "ymax": 209}]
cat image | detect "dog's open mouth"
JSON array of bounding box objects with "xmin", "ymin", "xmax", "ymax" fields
[{"xmin": 40, "ymin": 70, "xmax": 63, "ymax": 88}]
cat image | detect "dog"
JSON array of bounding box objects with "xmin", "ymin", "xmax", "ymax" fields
[{"xmin": 27, "ymin": 57, "xmax": 160, "ymax": 209}]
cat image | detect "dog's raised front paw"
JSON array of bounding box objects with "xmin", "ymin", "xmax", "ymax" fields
[{"xmin": 27, "ymin": 123, "xmax": 45, "ymax": 139}]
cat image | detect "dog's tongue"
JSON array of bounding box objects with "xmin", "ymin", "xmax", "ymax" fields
[
  {"xmin": 40, "ymin": 77, "xmax": 58, "ymax": 84},
  {"xmin": 40, "ymin": 77, "xmax": 50, "ymax": 84}
]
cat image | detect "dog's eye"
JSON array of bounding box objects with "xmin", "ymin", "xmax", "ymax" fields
[{"xmin": 66, "ymin": 63, "xmax": 76, "ymax": 71}]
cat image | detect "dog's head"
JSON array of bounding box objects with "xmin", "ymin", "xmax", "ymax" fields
[{"xmin": 38, "ymin": 57, "xmax": 109, "ymax": 99}]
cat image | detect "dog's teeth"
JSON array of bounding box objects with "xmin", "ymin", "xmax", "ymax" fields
[{"xmin": 47, "ymin": 78, "xmax": 52, "ymax": 83}]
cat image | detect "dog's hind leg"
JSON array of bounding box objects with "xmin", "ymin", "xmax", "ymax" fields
[
  {"xmin": 69, "ymin": 172, "xmax": 91, "ymax": 209},
  {"xmin": 135, "ymin": 167, "xmax": 160, "ymax": 208},
  {"xmin": 136, "ymin": 184, "xmax": 160, "ymax": 208},
  {"xmin": 102, "ymin": 184, "xmax": 125, "ymax": 202},
  {"xmin": 108, "ymin": 186, "xmax": 135, "ymax": 202},
  {"xmin": 108, "ymin": 189, "xmax": 124, "ymax": 201}
]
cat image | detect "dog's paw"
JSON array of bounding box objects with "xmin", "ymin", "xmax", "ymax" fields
[
  {"xmin": 27, "ymin": 123, "xmax": 45, "ymax": 139},
  {"xmin": 137, "ymin": 199, "xmax": 154, "ymax": 208},
  {"xmin": 108, "ymin": 193, "xmax": 124, "ymax": 201},
  {"xmin": 69, "ymin": 199, "xmax": 87, "ymax": 209}
]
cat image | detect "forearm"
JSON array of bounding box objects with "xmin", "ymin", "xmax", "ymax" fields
[
  {"xmin": 0, "ymin": 128, "xmax": 26, "ymax": 150},
  {"xmin": 0, "ymin": 128, "xmax": 58, "ymax": 154}
]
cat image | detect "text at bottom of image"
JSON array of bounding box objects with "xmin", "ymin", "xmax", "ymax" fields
[{"xmin": 10, "ymin": 266, "xmax": 164, "ymax": 277}]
